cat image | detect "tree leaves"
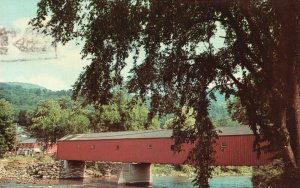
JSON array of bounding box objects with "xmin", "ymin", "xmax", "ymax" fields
[
  {"xmin": 29, "ymin": 98, "xmax": 90, "ymax": 146},
  {"xmin": 31, "ymin": 0, "xmax": 300, "ymax": 186},
  {"xmin": 89, "ymin": 90, "xmax": 160, "ymax": 132},
  {"xmin": 0, "ymin": 99, "xmax": 16, "ymax": 157}
]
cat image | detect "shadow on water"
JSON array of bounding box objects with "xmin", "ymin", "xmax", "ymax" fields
[{"xmin": 0, "ymin": 176, "xmax": 252, "ymax": 188}]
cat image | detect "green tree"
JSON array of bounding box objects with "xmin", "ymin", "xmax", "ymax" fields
[
  {"xmin": 227, "ymin": 98, "xmax": 248, "ymax": 126},
  {"xmin": 163, "ymin": 106, "xmax": 195, "ymax": 130},
  {"xmin": 0, "ymin": 99, "xmax": 16, "ymax": 157},
  {"xmin": 18, "ymin": 110, "xmax": 27, "ymax": 126},
  {"xmin": 208, "ymin": 92, "xmax": 239, "ymax": 127},
  {"xmin": 31, "ymin": 0, "xmax": 300, "ymax": 186},
  {"xmin": 18, "ymin": 110, "xmax": 33, "ymax": 128},
  {"xmin": 59, "ymin": 97, "xmax": 91, "ymax": 134},
  {"xmin": 90, "ymin": 91, "xmax": 160, "ymax": 132},
  {"xmin": 29, "ymin": 98, "xmax": 90, "ymax": 146}
]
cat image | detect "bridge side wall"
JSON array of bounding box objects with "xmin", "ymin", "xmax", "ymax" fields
[
  {"xmin": 56, "ymin": 135, "xmax": 272, "ymax": 166},
  {"xmin": 214, "ymin": 135, "xmax": 272, "ymax": 166},
  {"xmin": 57, "ymin": 138, "xmax": 189, "ymax": 164}
]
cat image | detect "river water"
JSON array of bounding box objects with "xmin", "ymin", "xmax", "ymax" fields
[{"xmin": 0, "ymin": 176, "xmax": 252, "ymax": 188}]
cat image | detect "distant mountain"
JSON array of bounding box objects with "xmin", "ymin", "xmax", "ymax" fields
[
  {"xmin": 208, "ymin": 92, "xmax": 239, "ymax": 127},
  {"xmin": 0, "ymin": 82, "xmax": 46, "ymax": 90},
  {"xmin": 147, "ymin": 91, "xmax": 239, "ymax": 127},
  {"xmin": 0, "ymin": 82, "xmax": 71, "ymax": 117},
  {"xmin": 0, "ymin": 82, "xmax": 239, "ymax": 126}
]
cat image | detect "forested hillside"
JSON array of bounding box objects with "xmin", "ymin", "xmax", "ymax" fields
[
  {"xmin": 208, "ymin": 92, "xmax": 239, "ymax": 127},
  {"xmin": 149, "ymin": 92, "xmax": 239, "ymax": 127},
  {"xmin": 0, "ymin": 82, "xmax": 237, "ymax": 126},
  {"xmin": 0, "ymin": 82, "xmax": 71, "ymax": 117}
]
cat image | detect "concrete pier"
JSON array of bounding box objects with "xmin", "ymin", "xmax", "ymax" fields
[
  {"xmin": 60, "ymin": 160, "xmax": 85, "ymax": 179},
  {"xmin": 118, "ymin": 163, "xmax": 152, "ymax": 185}
]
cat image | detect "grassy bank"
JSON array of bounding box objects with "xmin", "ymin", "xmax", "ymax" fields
[
  {"xmin": 152, "ymin": 164, "xmax": 195, "ymax": 177},
  {"xmin": 0, "ymin": 155, "xmax": 55, "ymax": 164},
  {"xmin": 152, "ymin": 164, "xmax": 252, "ymax": 177},
  {"xmin": 86, "ymin": 163, "xmax": 252, "ymax": 178}
]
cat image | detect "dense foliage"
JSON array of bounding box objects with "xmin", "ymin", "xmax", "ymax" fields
[
  {"xmin": 31, "ymin": 0, "xmax": 300, "ymax": 186},
  {"xmin": 26, "ymin": 91, "xmax": 161, "ymax": 144},
  {"xmin": 0, "ymin": 82, "xmax": 235, "ymax": 127},
  {"xmin": 90, "ymin": 90, "xmax": 160, "ymax": 132},
  {"xmin": 29, "ymin": 98, "xmax": 90, "ymax": 146},
  {"xmin": 0, "ymin": 99, "xmax": 16, "ymax": 157}
]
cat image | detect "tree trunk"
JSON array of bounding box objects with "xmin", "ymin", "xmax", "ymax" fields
[
  {"xmin": 294, "ymin": 80, "xmax": 300, "ymax": 167},
  {"xmin": 293, "ymin": 0, "xmax": 300, "ymax": 178},
  {"xmin": 274, "ymin": 0, "xmax": 300, "ymax": 171},
  {"xmin": 280, "ymin": 109, "xmax": 297, "ymax": 168},
  {"xmin": 294, "ymin": 0, "xmax": 300, "ymax": 170}
]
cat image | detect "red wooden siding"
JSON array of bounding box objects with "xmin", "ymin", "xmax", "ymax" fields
[
  {"xmin": 214, "ymin": 135, "xmax": 271, "ymax": 166},
  {"xmin": 57, "ymin": 135, "xmax": 271, "ymax": 166},
  {"xmin": 57, "ymin": 138, "xmax": 190, "ymax": 164}
]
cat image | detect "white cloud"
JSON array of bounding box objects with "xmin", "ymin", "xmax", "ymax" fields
[
  {"xmin": 0, "ymin": 17, "xmax": 89, "ymax": 91},
  {"xmin": 12, "ymin": 18, "xmax": 30, "ymax": 31},
  {"xmin": 52, "ymin": 42, "xmax": 88, "ymax": 67}
]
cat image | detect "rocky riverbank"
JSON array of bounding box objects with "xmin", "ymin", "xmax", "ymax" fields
[
  {"xmin": 0, "ymin": 156, "xmax": 253, "ymax": 185},
  {"xmin": 0, "ymin": 156, "xmax": 119, "ymax": 185},
  {"xmin": 27, "ymin": 161, "xmax": 63, "ymax": 179},
  {"xmin": 0, "ymin": 156, "xmax": 65, "ymax": 184}
]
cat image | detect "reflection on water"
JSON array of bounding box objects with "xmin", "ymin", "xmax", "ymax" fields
[{"xmin": 0, "ymin": 176, "xmax": 252, "ymax": 188}]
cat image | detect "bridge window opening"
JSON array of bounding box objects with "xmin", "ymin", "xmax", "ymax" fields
[
  {"xmin": 116, "ymin": 145, "xmax": 120, "ymax": 150},
  {"xmin": 171, "ymin": 145, "xmax": 175, "ymax": 151},
  {"xmin": 221, "ymin": 143, "xmax": 227, "ymax": 151},
  {"xmin": 148, "ymin": 144, "xmax": 152, "ymax": 149}
]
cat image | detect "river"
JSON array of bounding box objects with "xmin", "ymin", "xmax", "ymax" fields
[{"xmin": 0, "ymin": 176, "xmax": 252, "ymax": 188}]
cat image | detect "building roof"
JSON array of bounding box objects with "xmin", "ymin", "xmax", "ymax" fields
[
  {"xmin": 217, "ymin": 126, "xmax": 253, "ymax": 136},
  {"xmin": 20, "ymin": 138, "xmax": 37, "ymax": 144},
  {"xmin": 59, "ymin": 126, "xmax": 253, "ymax": 141}
]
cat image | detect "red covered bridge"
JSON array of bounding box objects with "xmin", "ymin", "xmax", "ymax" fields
[
  {"xmin": 56, "ymin": 126, "xmax": 272, "ymax": 184},
  {"xmin": 57, "ymin": 126, "xmax": 271, "ymax": 166}
]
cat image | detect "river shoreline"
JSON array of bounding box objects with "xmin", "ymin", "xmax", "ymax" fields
[
  {"xmin": 0, "ymin": 156, "xmax": 253, "ymax": 186},
  {"xmin": 0, "ymin": 176, "xmax": 254, "ymax": 188}
]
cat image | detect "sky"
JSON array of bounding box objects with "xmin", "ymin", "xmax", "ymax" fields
[
  {"xmin": 0, "ymin": 0, "xmax": 225, "ymax": 91},
  {"xmin": 0, "ymin": 0, "xmax": 88, "ymax": 91}
]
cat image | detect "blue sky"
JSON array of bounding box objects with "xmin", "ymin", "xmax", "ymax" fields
[
  {"xmin": 0, "ymin": 0, "xmax": 38, "ymax": 28},
  {"xmin": 0, "ymin": 0, "xmax": 87, "ymax": 91}
]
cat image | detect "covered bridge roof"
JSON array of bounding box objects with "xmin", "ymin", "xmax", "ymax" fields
[{"xmin": 59, "ymin": 126, "xmax": 253, "ymax": 141}]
